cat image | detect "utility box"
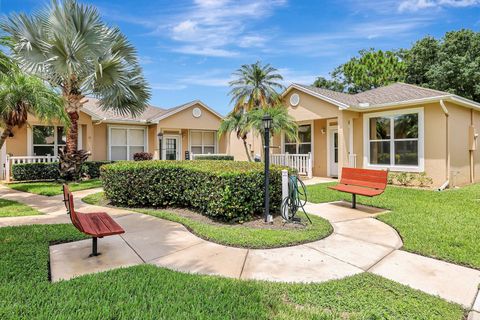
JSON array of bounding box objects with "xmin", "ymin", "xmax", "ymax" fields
[{"xmin": 468, "ymin": 125, "xmax": 477, "ymax": 151}]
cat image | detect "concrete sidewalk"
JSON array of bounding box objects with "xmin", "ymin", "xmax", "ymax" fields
[{"xmin": 1, "ymin": 184, "xmax": 479, "ymax": 310}]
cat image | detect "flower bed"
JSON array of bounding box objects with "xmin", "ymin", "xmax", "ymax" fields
[{"xmin": 101, "ymin": 160, "xmax": 289, "ymax": 221}]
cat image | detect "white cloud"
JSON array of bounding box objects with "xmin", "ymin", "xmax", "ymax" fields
[
  {"xmin": 279, "ymin": 18, "xmax": 429, "ymax": 57},
  {"xmin": 151, "ymin": 83, "xmax": 187, "ymax": 91},
  {"xmin": 161, "ymin": 0, "xmax": 286, "ymax": 57},
  {"xmin": 398, "ymin": 0, "xmax": 480, "ymax": 12},
  {"xmin": 277, "ymin": 68, "xmax": 317, "ymax": 86},
  {"xmin": 178, "ymin": 70, "xmax": 234, "ymax": 87}
]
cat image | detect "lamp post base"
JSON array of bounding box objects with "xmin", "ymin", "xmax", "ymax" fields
[{"xmin": 265, "ymin": 214, "xmax": 273, "ymax": 223}]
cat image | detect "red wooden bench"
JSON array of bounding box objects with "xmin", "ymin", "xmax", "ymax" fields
[
  {"xmin": 62, "ymin": 185, "xmax": 125, "ymax": 256},
  {"xmin": 328, "ymin": 168, "xmax": 388, "ymax": 208}
]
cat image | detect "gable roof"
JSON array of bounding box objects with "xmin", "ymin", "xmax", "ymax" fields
[
  {"xmin": 81, "ymin": 99, "xmax": 222, "ymax": 124},
  {"xmin": 285, "ymin": 82, "xmax": 480, "ymax": 111},
  {"xmin": 150, "ymin": 100, "xmax": 224, "ymax": 122}
]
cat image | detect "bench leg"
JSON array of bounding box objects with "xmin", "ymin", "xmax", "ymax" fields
[
  {"xmin": 90, "ymin": 237, "xmax": 100, "ymax": 257},
  {"xmin": 352, "ymin": 194, "xmax": 356, "ymax": 209}
]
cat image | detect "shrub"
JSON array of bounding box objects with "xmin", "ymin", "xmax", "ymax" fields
[
  {"xmin": 101, "ymin": 160, "xmax": 291, "ymax": 221},
  {"xmin": 12, "ymin": 161, "xmax": 112, "ymax": 181},
  {"xmin": 388, "ymin": 172, "xmax": 434, "ymax": 188},
  {"xmin": 193, "ymin": 154, "xmax": 234, "ymax": 161},
  {"xmin": 12, "ymin": 162, "xmax": 60, "ymax": 181},
  {"xmin": 81, "ymin": 161, "xmax": 113, "ymax": 179},
  {"xmin": 133, "ymin": 152, "xmax": 153, "ymax": 161}
]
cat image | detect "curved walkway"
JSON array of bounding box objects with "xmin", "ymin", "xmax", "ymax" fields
[{"xmin": 1, "ymin": 185, "xmax": 480, "ymax": 311}]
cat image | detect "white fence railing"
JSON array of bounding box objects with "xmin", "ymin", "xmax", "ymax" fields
[
  {"xmin": 349, "ymin": 153, "xmax": 357, "ymax": 168},
  {"xmin": 4, "ymin": 155, "xmax": 58, "ymax": 182},
  {"xmin": 271, "ymin": 152, "xmax": 312, "ymax": 178}
]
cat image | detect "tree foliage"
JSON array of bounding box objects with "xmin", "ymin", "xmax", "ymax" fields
[
  {"xmin": 313, "ymin": 49, "xmax": 406, "ymax": 93},
  {"xmin": 229, "ymin": 61, "xmax": 284, "ymax": 112},
  {"xmin": 406, "ymin": 29, "xmax": 480, "ymax": 102},
  {"xmin": 313, "ymin": 29, "xmax": 480, "ymax": 103},
  {"xmin": 1, "ymin": 0, "xmax": 151, "ymax": 155}
]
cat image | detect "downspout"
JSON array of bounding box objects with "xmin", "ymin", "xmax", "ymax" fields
[
  {"xmin": 469, "ymin": 109, "xmax": 475, "ymax": 183},
  {"xmin": 438, "ymin": 100, "xmax": 450, "ymax": 191}
]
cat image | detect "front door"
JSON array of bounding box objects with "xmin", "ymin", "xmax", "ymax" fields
[
  {"xmin": 163, "ymin": 136, "xmax": 180, "ymax": 160},
  {"xmin": 329, "ymin": 128, "xmax": 338, "ymax": 177}
]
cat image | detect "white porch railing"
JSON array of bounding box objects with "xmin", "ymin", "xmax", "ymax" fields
[
  {"xmin": 271, "ymin": 152, "xmax": 312, "ymax": 178},
  {"xmin": 349, "ymin": 153, "xmax": 357, "ymax": 168},
  {"xmin": 4, "ymin": 155, "xmax": 58, "ymax": 182}
]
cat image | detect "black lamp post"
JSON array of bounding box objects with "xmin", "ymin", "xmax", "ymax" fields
[{"xmin": 262, "ymin": 114, "xmax": 273, "ymax": 223}]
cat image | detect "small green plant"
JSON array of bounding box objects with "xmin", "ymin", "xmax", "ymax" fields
[
  {"xmin": 395, "ymin": 172, "xmax": 415, "ymax": 186},
  {"xmin": 417, "ymin": 172, "xmax": 433, "ymax": 188}
]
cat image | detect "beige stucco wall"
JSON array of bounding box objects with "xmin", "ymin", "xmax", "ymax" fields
[
  {"xmin": 5, "ymin": 111, "xmax": 94, "ymax": 157},
  {"xmin": 283, "ymin": 89, "xmax": 341, "ymax": 121},
  {"xmin": 355, "ymin": 103, "xmax": 449, "ymax": 187},
  {"xmin": 157, "ymin": 103, "xmax": 222, "ymax": 130},
  {"xmin": 226, "ymin": 131, "xmax": 262, "ymax": 161},
  {"xmin": 5, "ymin": 126, "xmax": 27, "ymax": 156}
]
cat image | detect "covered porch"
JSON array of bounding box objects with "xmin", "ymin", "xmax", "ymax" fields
[{"xmin": 275, "ymin": 87, "xmax": 360, "ymax": 179}]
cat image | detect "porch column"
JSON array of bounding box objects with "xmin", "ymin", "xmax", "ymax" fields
[{"xmin": 337, "ymin": 110, "xmax": 359, "ymax": 178}]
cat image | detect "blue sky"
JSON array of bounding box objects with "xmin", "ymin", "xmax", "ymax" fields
[{"xmin": 1, "ymin": 0, "xmax": 479, "ymax": 114}]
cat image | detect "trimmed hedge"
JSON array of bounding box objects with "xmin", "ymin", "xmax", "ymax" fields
[
  {"xmin": 81, "ymin": 161, "xmax": 113, "ymax": 178},
  {"xmin": 12, "ymin": 162, "xmax": 60, "ymax": 181},
  {"xmin": 12, "ymin": 161, "xmax": 112, "ymax": 181},
  {"xmin": 101, "ymin": 160, "xmax": 290, "ymax": 221},
  {"xmin": 194, "ymin": 154, "xmax": 234, "ymax": 161}
]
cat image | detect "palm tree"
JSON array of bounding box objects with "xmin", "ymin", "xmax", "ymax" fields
[
  {"xmin": 245, "ymin": 104, "xmax": 298, "ymax": 145},
  {"xmin": 229, "ymin": 61, "xmax": 284, "ymax": 112},
  {"xmin": 1, "ymin": 0, "xmax": 150, "ymax": 157},
  {"xmin": 0, "ymin": 71, "xmax": 67, "ymax": 149},
  {"xmin": 218, "ymin": 111, "xmax": 252, "ymax": 162}
]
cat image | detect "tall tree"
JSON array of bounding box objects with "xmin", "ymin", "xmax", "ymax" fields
[
  {"xmin": 229, "ymin": 61, "xmax": 284, "ymax": 112},
  {"xmin": 312, "ymin": 49, "xmax": 406, "ymax": 93},
  {"xmin": 340, "ymin": 49, "xmax": 406, "ymax": 93},
  {"xmin": 0, "ymin": 71, "xmax": 67, "ymax": 149},
  {"xmin": 1, "ymin": 0, "xmax": 150, "ymax": 160},
  {"xmin": 406, "ymin": 29, "xmax": 480, "ymax": 102},
  {"xmin": 404, "ymin": 36, "xmax": 439, "ymax": 86},
  {"xmin": 218, "ymin": 111, "xmax": 252, "ymax": 162},
  {"xmin": 312, "ymin": 75, "xmax": 345, "ymax": 92}
]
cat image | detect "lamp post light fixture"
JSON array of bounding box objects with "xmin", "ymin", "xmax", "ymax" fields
[{"xmin": 262, "ymin": 114, "xmax": 273, "ymax": 223}]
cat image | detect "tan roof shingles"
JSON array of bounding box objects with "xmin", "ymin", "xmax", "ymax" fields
[
  {"xmin": 81, "ymin": 97, "xmax": 167, "ymax": 122},
  {"xmin": 296, "ymin": 82, "xmax": 451, "ymax": 108}
]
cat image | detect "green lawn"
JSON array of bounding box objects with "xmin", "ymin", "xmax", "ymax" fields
[
  {"xmin": 83, "ymin": 192, "xmax": 333, "ymax": 249},
  {"xmin": 306, "ymin": 183, "xmax": 480, "ymax": 269},
  {"xmin": 0, "ymin": 199, "xmax": 41, "ymax": 217},
  {"xmin": 7, "ymin": 179, "xmax": 102, "ymax": 196},
  {"xmin": 0, "ymin": 224, "xmax": 464, "ymax": 319}
]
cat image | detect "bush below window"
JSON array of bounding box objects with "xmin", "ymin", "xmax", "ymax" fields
[
  {"xmin": 133, "ymin": 152, "xmax": 153, "ymax": 161},
  {"xmin": 101, "ymin": 160, "xmax": 290, "ymax": 221},
  {"xmin": 193, "ymin": 154, "xmax": 234, "ymax": 161},
  {"xmin": 12, "ymin": 161, "xmax": 112, "ymax": 181},
  {"xmin": 12, "ymin": 163, "xmax": 60, "ymax": 181}
]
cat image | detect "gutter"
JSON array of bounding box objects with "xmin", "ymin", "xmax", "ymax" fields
[{"xmin": 438, "ymin": 99, "xmax": 450, "ymax": 191}]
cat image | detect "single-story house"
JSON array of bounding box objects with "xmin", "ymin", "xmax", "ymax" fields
[
  {"xmin": 0, "ymin": 99, "xmax": 230, "ymax": 179},
  {"xmin": 274, "ymin": 82, "xmax": 480, "ymax": 188}
]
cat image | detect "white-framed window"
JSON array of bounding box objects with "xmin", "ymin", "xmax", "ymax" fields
[
  {"xmin": 108, "ymin": 126, "xmax": 147, "ymax": 160},
  {"xmin": 363, "ymin": 107, "xmax": 424, "ymax": 172},
  {"xmin": 32, "ymin": 125, "xmax": 66, "ymax": 156},
  {"xmin": 190, "ymin": 130, "xmax": 216, "ymax": 155},
  {"xmin": 284, "ymin": 124, "xmax": 312, "ymax": 154}
]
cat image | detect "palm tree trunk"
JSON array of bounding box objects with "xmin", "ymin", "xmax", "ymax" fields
[
  {"xmin": 66, "ymin": 110, "xmax": 78, "ymax": 153},
  {"xmin": 0, "ymin": 126, "xmax": 12, "ymax": 150},
  {"xmin": 242, "ymin": 137, "xmax": 252, "ymax": 162},
  {"xmin": 64, "ymin": 94, "xmax": 84, "ymax": 154}
]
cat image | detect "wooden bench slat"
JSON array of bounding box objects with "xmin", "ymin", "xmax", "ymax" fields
[{"xmin": 328, "ymin": 167, "xmax": 388, "ymax": 208}]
